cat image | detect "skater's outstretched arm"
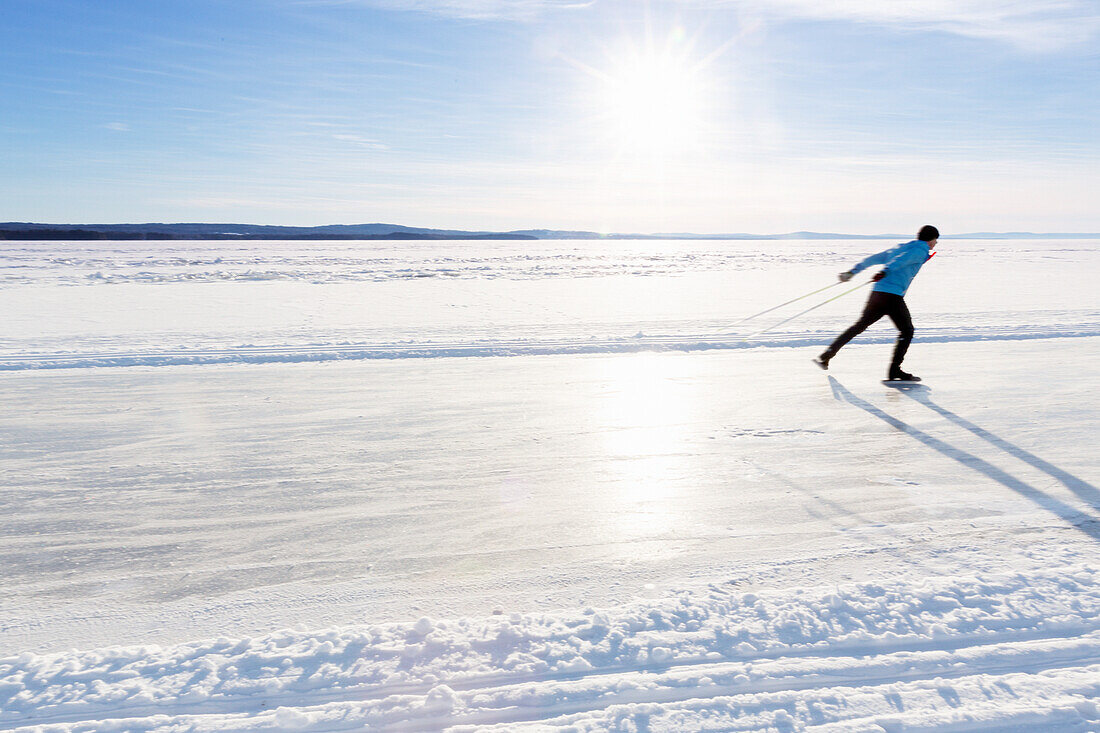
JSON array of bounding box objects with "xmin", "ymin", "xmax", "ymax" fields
[{"xmin": 847, "ymin": 246, "xmax": 897, "ymax": 277}]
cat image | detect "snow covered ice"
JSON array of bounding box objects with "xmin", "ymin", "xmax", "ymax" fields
[{"xmin": 1, "ymin": 238, "xmax": 1099, "ymax": 731}]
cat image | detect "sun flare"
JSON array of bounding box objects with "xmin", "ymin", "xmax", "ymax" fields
[{"xmin": 591, "ymin": 35, "xmax": 712, "ymax": 158}]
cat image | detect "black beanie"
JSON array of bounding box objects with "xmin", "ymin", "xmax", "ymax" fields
[{"xmin": 918, "ymin": 225, "xmax": 939, "ymax": 242}]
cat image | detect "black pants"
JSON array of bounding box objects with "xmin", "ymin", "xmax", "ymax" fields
[{"xmin": 824, "ymin": 291, "xmax": 914, "ymax": 371}]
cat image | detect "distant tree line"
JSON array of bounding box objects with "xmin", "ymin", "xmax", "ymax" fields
[
  {"xmin": 0, "ymin": 229, "xmax": 178, "ymax": 240},
  {"xmin": 0, "ymin": 229, "xmax": 537, "ymax": 241}
]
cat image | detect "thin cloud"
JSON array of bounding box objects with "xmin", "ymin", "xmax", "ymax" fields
[
  {"xmin": 331, "ymin": 133, "xmax": 390, "ymax": 150},
  {"xmin": 342, "ymin": 0, "xmax": 1099, "ymax": 49},
  {"xmin": 683, "ymin": 0, "xmax": 1100, "ymax": 51},
  {"xmin": 334, "ymin": 0, "xmax": 594, "ymax": 20}
]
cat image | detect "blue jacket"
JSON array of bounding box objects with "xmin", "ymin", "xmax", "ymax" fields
[{"xmin": 850, "ymin": 240, "xmax": 934, "ymax": 296}]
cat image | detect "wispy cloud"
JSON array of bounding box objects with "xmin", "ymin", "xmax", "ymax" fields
[
  {"xmin": 683, "ymin": 0, "xmax": 1100, "ymax": 51},
  {"xmin": 344, "ymin": 0, "xmax": 1099, "ymax": 50},
  {"xmin": 331, "ymin": 133, "xmax": 390, "ymax": 150},
  {"xmin": 332, "ymin": 0, "xmax": 594, "ymax": 20}
]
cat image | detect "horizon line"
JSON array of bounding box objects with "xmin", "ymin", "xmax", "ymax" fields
[{"xmin": 4, "ymin": 222, "xmax": 1100, "ymax": 240}]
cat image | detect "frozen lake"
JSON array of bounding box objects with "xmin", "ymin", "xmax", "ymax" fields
[
  {"xmin": 2, "ymin": 238, "xmax": 1097, "ymax": 366},
  {"xmin": 2, "ymin": 238, "xmax": 1099, "ymax": 731}
]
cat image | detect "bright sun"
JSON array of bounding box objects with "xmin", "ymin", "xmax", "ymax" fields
[{"xmin": 590, "ymin": 35, "xmax": 712, "ymax": 158}]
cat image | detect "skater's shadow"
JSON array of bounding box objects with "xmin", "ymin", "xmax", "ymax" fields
[
  {"xmin": 899, "ymin": 388, "xmax": 1100, "ymax": 508},
  {"xmin": 827, "ymin": 376, "xmax": 1100, "ymax": 542}
]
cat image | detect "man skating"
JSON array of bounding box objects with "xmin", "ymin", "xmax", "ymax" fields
[{"xmin": 813, "ymin": 225, "xmax": 939, "ymax": 382}]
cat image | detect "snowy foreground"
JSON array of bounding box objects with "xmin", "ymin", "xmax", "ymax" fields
[{"xmin": 2, "ymin": 239, "xmax": 1099, "ymax": 731}]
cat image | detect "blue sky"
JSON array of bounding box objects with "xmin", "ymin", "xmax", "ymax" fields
[{"xmin": 2, "ymin": 0, "xmax": 1098, "ymax": 233}]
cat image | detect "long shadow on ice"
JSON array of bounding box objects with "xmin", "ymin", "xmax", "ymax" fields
[
  {"xmin": 827, "ymin": 376, "xmax": 1100, "ymax": 542},
  {"xmin": 897, "ymin": 388, "xmax": 1100, "ymax": 508}
]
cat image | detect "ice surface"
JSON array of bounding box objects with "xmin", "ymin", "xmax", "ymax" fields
[
  {"xmin": 1, "ymin": 238, "xmax": 1098, "ymax": 730},
  {"xmin": 2, "ymin": 238, "xmax": 1098, "ymax": 367}
]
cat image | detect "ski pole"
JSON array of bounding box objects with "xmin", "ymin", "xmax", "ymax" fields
[
  {"xmin": 741, "ymin": 280, "xmax": 872, "ymax": 340},
  {"xmin": 729, "ymin": 280, "xmax": 843, "ymax": 327}
]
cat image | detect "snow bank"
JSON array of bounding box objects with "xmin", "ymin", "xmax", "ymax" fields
[
  {"xmin": 4, "ymin": 565, "xmax": 1099, "ymax": 731},
  {"xmin": 0, "ymin": 323, "xmax": 1098, "ymax": 371}
]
